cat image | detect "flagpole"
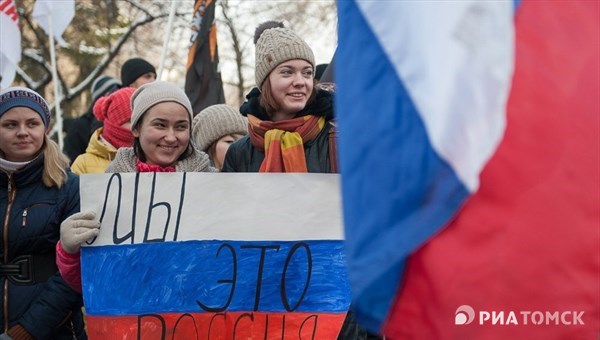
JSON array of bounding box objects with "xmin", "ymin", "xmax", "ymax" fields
[
  {"xmin": 157, "ymin": 0, "xmax": 177, "ymax": 80},
  {"xmin": 47, "ymin": 14, "xmax": 64, "ymax": 150}
]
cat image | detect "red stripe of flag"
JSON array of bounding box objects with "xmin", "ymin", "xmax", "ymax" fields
[
  {"xmin": 384, "ymin": 0, "xmax": 599, "ymax": 338},
  {"xmin": 87, "ymin": 312, "xmax": 347, "ymax": 339}
]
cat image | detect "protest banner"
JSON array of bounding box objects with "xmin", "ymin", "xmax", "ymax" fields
[{"xmin": 80, "ymin": 172, "xmax": 349, "ymax": 339}]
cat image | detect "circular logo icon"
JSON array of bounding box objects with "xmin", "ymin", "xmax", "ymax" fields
[{"xmin": 455, "ymin": 305, "xmax": 475, "ymax": 325}]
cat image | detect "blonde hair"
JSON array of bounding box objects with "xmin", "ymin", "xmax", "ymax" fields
[{"xmin": 42, "ymin": 135, "xmax": 70, "ymax": 188}]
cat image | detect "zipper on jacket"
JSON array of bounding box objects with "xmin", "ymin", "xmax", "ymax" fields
[
  {"xmin": 20, "ymin": 203, "xmax": 51, "ymax": 228},
  {"xmin": 3, "ymin": 175, "xmax": 16, "ymax": 332}
]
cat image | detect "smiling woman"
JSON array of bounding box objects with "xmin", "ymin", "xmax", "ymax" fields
[
  {"xmin": 133, "ymin": 101, "xmax": 191, "ymax": 168},
  {"xmin": 56, "ymin": 81, "xmax": 214, "ymax": 295},
  {"xmin": 104, "ymin": 80, "xmax": 212, "ymax": 173},
  {"xmin": 221, "ymin": 21, "xmax": 335, "ymax": 173},
  {"xmin": 218, "ymin": 21, "xmax": 378, "ymax": 340}
]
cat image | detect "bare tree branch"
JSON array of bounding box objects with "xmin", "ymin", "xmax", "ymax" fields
[
  {"xmin": 65, "ymin": 11, "xmax": 174, "ymax": 99},
  {"xmin": 220, "ymin": 0, "xmax": 246, "ymax": 104}
]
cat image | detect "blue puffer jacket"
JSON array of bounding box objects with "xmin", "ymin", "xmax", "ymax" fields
[{"xmin": 0, "ymin": 156, "xmax": 86, "ymax": 339}]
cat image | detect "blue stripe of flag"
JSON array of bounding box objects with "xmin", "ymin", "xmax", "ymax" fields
[
  {"xmin": 82, "ymin": 240, "xmax": 350, "ymax": 315},
  {"xmin": 336, "ymin": 0, "xmax": 471, "ymax": 332}
]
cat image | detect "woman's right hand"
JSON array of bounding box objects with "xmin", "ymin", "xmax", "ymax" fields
[{"xmin": 60, "ymin": 211, "xmax": 101, "ymax": 254}]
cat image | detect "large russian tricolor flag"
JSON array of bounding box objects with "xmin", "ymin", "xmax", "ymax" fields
[
  {"xmin": 80, "ymin": 173, "xmax": 350, "ymax": 339},
  {"xmin": 337, "ymin": 0, "xmax": 599, "ymax": 338}
]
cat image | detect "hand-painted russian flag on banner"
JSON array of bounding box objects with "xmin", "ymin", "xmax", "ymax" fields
[
  {"xmin": 337, "ymin": 0, "xmax": 599, "ymax": 338},
  {"xmin": 80, "ymin": 173, "xmax": 350, "ymax": 339}
]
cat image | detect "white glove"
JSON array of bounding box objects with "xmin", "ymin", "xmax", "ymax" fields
[
  {"xmin": 60, "ymin": 211, "xmax": 101, "ymax": 254},
  {"xmin": 0, "ymin": 332, "xmax": 13, "ymax": 340}
]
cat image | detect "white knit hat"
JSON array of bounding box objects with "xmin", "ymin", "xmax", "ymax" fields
[
  {"xmin": 192, "ymin": 104, "xmax": 248, "ymax": 151},
  {"xmin": 254, "ymin": 21, "xmax": 315, "ymax": 87},
  {"xmin": 130, "ymin": 81, "xmax": 193, "ymax": 129}
]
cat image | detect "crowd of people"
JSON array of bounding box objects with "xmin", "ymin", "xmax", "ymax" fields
[{"xmin": 0, "ymin": 21, "xmax": 379, "ymax": 339}]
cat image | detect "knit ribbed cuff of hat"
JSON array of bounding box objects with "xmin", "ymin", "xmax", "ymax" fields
[{"xmin": 130, "ymin": 81, "xmax": 193, "ymax": 129}]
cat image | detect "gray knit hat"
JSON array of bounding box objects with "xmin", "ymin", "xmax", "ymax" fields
[
  {"xmin": 254, "ymin": 21, "xmax": 315, "ymax": 87},
  {"xmin": 130, "ymin": 81, "xmax": 193, "ymax": 129},
  {"xmin": 192, "ymin": 104, "xmax": 248, "ymax": 152}
]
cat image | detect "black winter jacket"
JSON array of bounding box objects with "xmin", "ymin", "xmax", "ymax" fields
[
  {"xmin": 0, "ymin": 156, "xmax": 86, "ymax": 339},
  {"xmin": 221, "ymin": 88, "xmax": 335, "ymax": 173}
]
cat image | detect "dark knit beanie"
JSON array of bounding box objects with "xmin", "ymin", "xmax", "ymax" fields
[
  {"xmin": 91, "ymin": 76, "xmax": 120, "ymax": 102},
  {"xmin": 0, "ymin": 87, "xmax": 51, "ymax": 128},
  {"xmin": 192, "ymin": 104, "xmax": 248, "ymax": 152},
  {"xmin": 254, "ymin": 21, "xmax": 315, "ymax": 87},
  {"xmin": 121, "ymin": 58, "xmax": 156, "ymax": 87}
]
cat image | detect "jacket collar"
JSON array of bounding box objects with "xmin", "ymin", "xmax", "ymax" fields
[
  {"xmin": 240, "ymin": 87, "xmax": 334, "ymax": 121},
  {"xmin": 0, "ymin": 155, "xmax": 44, "ymax": 188}
]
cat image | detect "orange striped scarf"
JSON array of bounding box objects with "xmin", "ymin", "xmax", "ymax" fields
[{"xmin": 248, "ymin": 114, "xmax": 326, "ymax": 172}]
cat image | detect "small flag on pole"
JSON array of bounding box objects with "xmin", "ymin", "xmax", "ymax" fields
[
  {"xmin": 32, "ymin": 0, "xmax": 74, "ymax": 46},
  {"xmin": 32, "ymin": 0, "xmax": 75, "ymax": 150},
  {"xmin": 185, "ymin": 0, "xmax": 225, "ymax": 114},
  {"xmin": 0, "ymin": 0, "xmax": 21, "ymax": 88}
]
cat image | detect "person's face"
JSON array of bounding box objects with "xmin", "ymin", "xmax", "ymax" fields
[
  {"xmin": 130, "ymin": 72, "xmax": 156, "ymax": 89},
  {"xmin": 212, "ymin": 133, "xmax": 244, "ymax": 170},
  {"xmin": 0, "ymin": 107, "xmax": 46, "ymax": 162},
  {"xmin": 268, "ymin": 59, "xmax": 314, "ymax": 120},
  {"xmin": 133, "ymin": 102, "xmax": 190, "ymax": 167}
]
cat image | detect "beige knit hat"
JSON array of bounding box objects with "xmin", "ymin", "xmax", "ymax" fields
[
  {"xmin": 130, "ymin": 81, "xmax": 193, "ymax": 129},
  {"xmin": 192, "ymin": 104, "xmax": 248, "ymax": 151},
  {"xmin": 254, "ymin": 21, "xmax": 315, "ymax": 87}
]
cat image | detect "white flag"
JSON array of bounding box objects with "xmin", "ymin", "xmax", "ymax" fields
[
  {"xmin": 32, "ymin": 0, "xmax": 74, "ymax": 46},
  {"xmin": 0, "ymin": 0, "xmax": 21, "ymax": 88}
]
